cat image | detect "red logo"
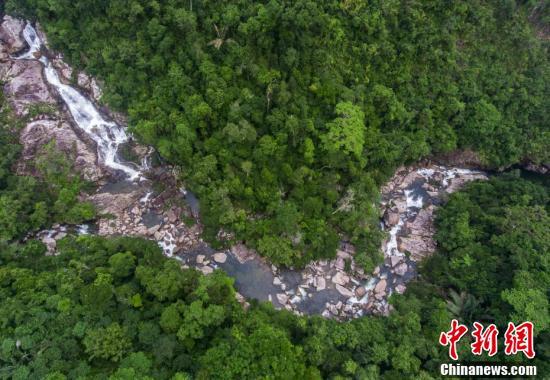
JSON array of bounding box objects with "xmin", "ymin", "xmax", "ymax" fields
[
  {"xmin": 439, "ymin": 319, "xmax": 468, "ymax": 360},
  {"xmin": 504, "ymin": 322, "xmax": 535, "ymax": 359},
  {"xmin": 471, "ymin": 322, "xmax": 498, "ymax": 357},
  {"xmin": 440, "ymin": 321, "xmax": 535, "ymax": 360}
]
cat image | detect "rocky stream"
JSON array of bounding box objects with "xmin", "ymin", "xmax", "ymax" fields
[{"xmin": 1, "ymin": 16, "xmax": 490, "ymax": 320}]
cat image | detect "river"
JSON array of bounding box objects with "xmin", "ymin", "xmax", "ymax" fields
[{"xmin": 14, "ymin": 20, "xmax": 487, "ymax": 320}]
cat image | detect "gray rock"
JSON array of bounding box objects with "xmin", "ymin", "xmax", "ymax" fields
[
  {"xmin": 374, "ymin": 279, "xmax": 387, "ymax": 297},
  {"xmin": 390, "ymin": 255, "xmax": 402, "ymax": 267},
  {"xmin": 3, "ymin": 60, "xmax": 56, "ymax": 116},
  {"xmin": 196, "ymin": 255, "xmax": 205, "ymax": 264},
  {"xmin": 315, "ymin": 277, "xmax": 326, "ymax": 291},
  {"xmin": 276, "ymin": 293, "xmax": 288, "ymax": 305},
  {"xmin": 355, "ymin": 286, "xmax": 367, "ymax": 298},
  {"xmin": 41, "ymin": 236, "xmax": 56, "ymax": 251},
  {"xmin": 335, "ymin": 284, "xmax": 354, "ymax": 297},
  {"xmin": 0, "ymin": 16, "xmax": 25, "ymax": 54},
  {"xmin": 200, "ymin": 266, "xmax": 213, "ymax": 275},
  {"xmin": 384, "ymin": 209, "xmax": 400, "ymax": 226},
  {"xmin": 230, "ymin": 243, "xmax": 255, "ymax": 263},
  {"xmin": 394, "ymin": 262, "xmax": 408, "ymax": 276},
  {"xmin": 336, "ymin": 249, "xmax": 351, "ymax": 260},
  {"xmin": 147, "ymin": 225, "xmax": 161, "ymax": 236},
  {"xmin": 334, "ymin": 257, "xmax": 345, "ymax": 270},
  {"xmin": 213, "ymin": 252, "xmax": 227, "ymax": 263},
  {"xmin": 167, "ymin": 209, "xmax": 178, "ymax": 223}
]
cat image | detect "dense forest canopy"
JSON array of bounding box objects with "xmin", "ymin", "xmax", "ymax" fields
[
  {"xmin": 1, "ymin": 172, "xmax": 548, "ymax": 379},
  {"xmin": 0, "ymin": 1, "xmax": 548, "ymax": 378},
  {"xmin": 6, "ymin": 0, "xmax": 549, "ymax": 267}
]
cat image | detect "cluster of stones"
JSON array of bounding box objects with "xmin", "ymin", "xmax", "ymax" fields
[
  {"xmin": 92, "ymin": 172, "xmax": 203, "ymax": 257},
  {"xmin": 35, "ymin": 224, "xmax": 70, "ymax": 254},
  {"xmin": 184, "ymin": 251, "xmax": 228, "ymax": 275},
  {"xmin": 273, "ymin": 247, "xmax": 369, "ymax": 317},
  {"xmin": 213, "ymin": 165, "xmax": 488, "ymax": 320}
]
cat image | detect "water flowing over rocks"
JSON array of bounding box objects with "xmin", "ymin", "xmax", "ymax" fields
[
  {"xmin": 5, "ymin": 16, "xmax": 490, "ymax": 320},
  {"xmin": 1, "ymin": 18, "xmax": 102, "ymax": 181},
  {"xmin": 181, "ymin": 165, "xmax": 487, "ymax": 319}
]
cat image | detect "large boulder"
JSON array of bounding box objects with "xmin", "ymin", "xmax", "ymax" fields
[
  {"xmin": 384, "ymin": 208, "xmax": 400, "ymax": 226},
  {"xmin": 0, "ymin": 16, "xmax": 26, "ymax": 55},
  {"xmin": 398, "ymin": 236, "xmax": 436, "ymax": 261},
  {"xmin": 213, "ymin": 252, "xmax": 227, "ymax": 263},
  {"xmin": 374, "ymin": 279, "xmax": 387, "ymax": 299},
  {"xmin": 335, "ymin": 284, "xmax": 354, "ymax": 298},
  {"xmin": 231, "ymin": 243, "xmax": 256, "ymax": 263},
  {"xmin": 404, "ymin": 207, "xmax": 435, "ymax": 236}
]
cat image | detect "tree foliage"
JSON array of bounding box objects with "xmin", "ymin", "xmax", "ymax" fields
[{"xmin": 7, "ymin": 0, "xmax": 548, "ymax": 267}]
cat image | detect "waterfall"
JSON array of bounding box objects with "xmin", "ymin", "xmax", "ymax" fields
[{"xmin": 17, "ymin": 23, "xmax": 143, "ymax": 181}]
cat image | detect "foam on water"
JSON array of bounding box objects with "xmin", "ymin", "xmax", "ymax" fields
[
  {"xmin": 159, "ymin": 231, "xmax": 177, "ymax": 257},
  {"xmin": 385, "ymin": 218, "xmax": 405, "ymax": 257},
  {"xmin": 76, "ymin": 224, "xmax": 90, "ymax": 235},
  {"xmin": 404, "ymin": 188, "xmax": 424, "ymax": 209}
]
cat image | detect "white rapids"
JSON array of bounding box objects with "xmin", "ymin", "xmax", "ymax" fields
[{"xmin": 17, "ymin": 23, "xmax": 142, "ymax": 181}]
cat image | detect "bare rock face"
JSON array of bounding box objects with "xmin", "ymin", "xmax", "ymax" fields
[
  {"xmin": 396, "ymin": 206, "xmax": 437, "ymax": 261},
  {"xmin": 0, "ymin": 16, "xmax": 25, "ymax": 54},
  {"xmin": 19, "ymin": 120, "xmax": 102, "ymax": 181},
  {"xmin": 2, "ymin": 60, "xmax": 57, "ymax": 116},
  {"xmin": 405, "ymin": 206, "xmax": 435, "ymax": 236},
  {"xmin": 91, "ymin": 190, "xmax": 142, "ymax": 219},
  {"xmin": 231, "ymin": 243, "xmax": 256, "ymax": 263}
]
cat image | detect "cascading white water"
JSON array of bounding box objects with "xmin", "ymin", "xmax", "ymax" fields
[{"xmin": 17, "ymin": 23, "xmax": 142, "ymax": 181}]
